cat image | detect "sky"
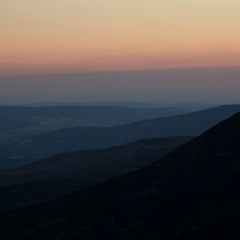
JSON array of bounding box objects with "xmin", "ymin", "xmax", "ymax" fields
[
  {"xmin": 1, "ymin": 0, "xmax": 240, "ymax": 75},
  {"xmin": 0, "ymin": 1, "xmax": 240, "ymax": 104},
  {"xmin": 1, "ymin": 68, "xmax": 240, "ymax": 105}
]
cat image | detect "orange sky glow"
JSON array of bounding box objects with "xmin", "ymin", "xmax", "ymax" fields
[{"xmin": 1, "ymin": 0, "xmax": 240, "ymax": 75}]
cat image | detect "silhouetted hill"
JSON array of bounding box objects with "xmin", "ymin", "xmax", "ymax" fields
[
  {"xmin": 0, "ymin": 105, "xmax": 186, "ymax": 137},
  {"xmin": 0, "ymin": 137, "xmax": 192, "ymax": 211},
  {"xmin": 25, "ymin": 101, "xmax": 215, "ymax": 110},
  {"xmin": 1, "ymin": 104, "xmax": 239, "ymax": 161},
  {"xmin": 0, "ymin": 112, "xmax": 240, "ymax": 240},
  {"xmin": 0, "ymin": 137, "xmax": 192, "ymax": 187}
]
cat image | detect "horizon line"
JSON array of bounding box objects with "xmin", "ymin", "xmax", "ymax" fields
[{"xmin": 1, "ymin": 65, "xmax": 240, "ymax": 78}]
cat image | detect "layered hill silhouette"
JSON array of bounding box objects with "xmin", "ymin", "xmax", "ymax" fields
[
  {"xmin": 1, "ymin": 104, "xmax": 240, "ymax": 162},
  {"xmin": 1, "ymin": 112, "xmax": 240, "ymax": 240},
  {"xmin": 0, "ymin": 105, "xmax": 186, "ymax": 137},
  {"xmin": 0, "ymin": 136, "xmax": 192, "ymax": 211}
]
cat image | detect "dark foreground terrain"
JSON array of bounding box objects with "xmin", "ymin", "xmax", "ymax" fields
[
  {"xmin": 0, "ymin": 136, "xmax": 192, "ymax": 211},
  {"xmin": 0, "ymin": 112, "xmax": 240, "ymax": 239}
]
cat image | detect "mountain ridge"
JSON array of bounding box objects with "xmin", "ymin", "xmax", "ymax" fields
[
  {"xmin": 0, "ymin": 112, "xmax": 240, "ymax": 239},
  {"xmin": 1, "ymin": 104, "xmax": 239, "ymax": 162},
  {"xmin": 0, "ymin": 136, "xmax": 192, "ymax": 211}
]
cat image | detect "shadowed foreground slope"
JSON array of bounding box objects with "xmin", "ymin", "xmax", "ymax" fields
[
  {"xmin": 0, "ymin": 137, "xmax": 192, "ymax": 211},
  {"xmin": 1, "ymin": 113, "xmax": 240, "ymax": 240}
]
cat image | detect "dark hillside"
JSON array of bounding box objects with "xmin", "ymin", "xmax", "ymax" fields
[
  {"xmin": 0, "ymin": 113, "xmax": 240, "ymax": 239},
  {"xmin": 0, "ymin": 137, "xmax": 192, "ymax": 211}
]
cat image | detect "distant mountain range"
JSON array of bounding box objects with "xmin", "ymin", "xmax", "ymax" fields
[
  {"xmin": 0, "ymin": 136, "xmax": 192, "ymax": 211},
  {"xmin": 1, "ymin": 104, "xmax": 239, "ymax": 162},
  {"xmin": 0, "ymin": 105, "xmax": 186, "ymax": 138},
  {"xmin": 24, "ymin": 101, "xmax": 215, "ymax": 111},
  {"xmin": 1, "ymin": 111, "xmax": 240, "ymax": 240}
]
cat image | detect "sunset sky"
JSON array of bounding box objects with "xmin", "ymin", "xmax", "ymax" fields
[
  {"xmin": 1, "ymin": 1, "xmax": 240, "ymax": 104},
  {"xmin": 1, "ymin": 0, "xmax": 240, "ymax": 75}
]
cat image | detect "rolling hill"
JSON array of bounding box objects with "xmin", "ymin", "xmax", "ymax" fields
[
  {"xmin": 0, "ymin": 112, "xmax": 240, "ymax": 239},
  {"xmin": 1, "ymin": 104, "xmax": 239, "ymax": 162},
  {"xmin": 0, "ymin": 105, "xmax": 186, "ymax": 138},
  {"xmin": 0, "ymin": 137, "xmax": 192, "ymax": 211}
]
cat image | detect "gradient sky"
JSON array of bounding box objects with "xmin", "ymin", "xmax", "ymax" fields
[
  {"xmin": 1, "ymin": 0, "xmax": 240, "ymax": 75},
  {"xmin": 1, "ymin": 68, "xmax": 240, "ymax": 105}
]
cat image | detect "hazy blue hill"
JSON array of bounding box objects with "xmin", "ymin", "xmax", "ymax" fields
[
  {"xmin": 1, "ymin": 104, "xmax": 239, "ymax": 161},
  {"xmin": 0, "ymin": 137, "xmax": 192, "ymax": 211},
  {"xmin": 26, "ymin": 101, "xmax": 215, "ymax": 111},
  {"xmin": 0, "ymin": 105, "xmax": 186, "ymax": 135},
  {"xmin": 0, "ymin": 112, "xmax": 240, "ymax": 239}
]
